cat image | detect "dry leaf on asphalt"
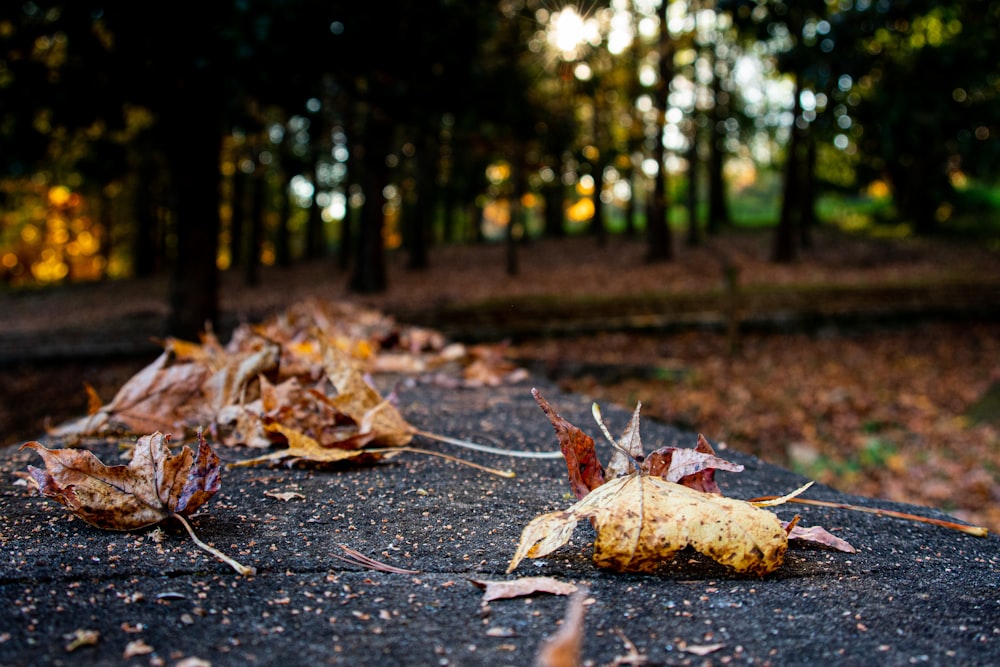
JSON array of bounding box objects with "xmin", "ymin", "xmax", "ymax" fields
[
  {"xmin": 511, "ymin": 390, "xmax": 853, "ymax": 575},
  {"xmin": 508, "ymin": 473, "xmax": 789, "ymax": 575},
  {"xmin": 229, "ymin": 422, "xmax": 398, "ymax": 468},
  {"xmin": 534, "ymin": 587, "xmax": 589, "ymax": 667},
  {"xmin": 22, "ymin": 431, "xmax": 219, "ymax": 530},
  {"xmin": 21, "ymin": 432, "xmax": 254, "ymax": 575},
  {"xmin": 470, "ymin": 576, "xmax": 578, "ymax": 602}
]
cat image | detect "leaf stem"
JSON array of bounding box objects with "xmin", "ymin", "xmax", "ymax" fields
[
  {"xmin": 172, "ymin": 513, "xmax": 257, "ymax": 575},
  {"xmin": 747, "ymin": 496, "xmax": 989, "ymax": 537},
  {"xmin": 412, "ymin": 428, "xmax": 564, "ymax": 459},
  {"xmin": 370, "ymin": 446, "xmax": 516, "ymax": 478},
  {"xmin": 331, "ymin": 544, "xmax": 420, "ymax": 574}
]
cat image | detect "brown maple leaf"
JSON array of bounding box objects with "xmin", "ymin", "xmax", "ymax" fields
[
  {"xmin": 21, "ymin": 432, "xmax": 253, "ymax": 575},
  {"xmin": 532, "ymin": 389, "xmax": 605, "ymax": 499},
  {"xmin": 49, "ymin": 343, "xmax": 208, "ymax": 437},
  {"xmin": 322, "ymin": 342, "xmax": 414, "ymax": 448}
]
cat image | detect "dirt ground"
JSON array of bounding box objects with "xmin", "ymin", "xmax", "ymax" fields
[{"xmin": 3, "ymin": 229, "xmax": 1000, "ymax": 531}]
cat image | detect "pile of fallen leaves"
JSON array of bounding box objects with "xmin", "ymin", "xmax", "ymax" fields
[{"xmin": 51, "ymin": 298, "xmax": 527, "ymax": 466}]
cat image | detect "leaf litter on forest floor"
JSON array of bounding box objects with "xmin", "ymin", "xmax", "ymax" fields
[
  {"xmin": 48, "ymin": 299, "xmax": 557, "ymax": 475},
  {"xmin": 20, "ymin": 431, "xmax": 254, "ymax": 575},
  {"xmin": 510, "ymin": 390, "xmax": 858, "ymax": 577}
]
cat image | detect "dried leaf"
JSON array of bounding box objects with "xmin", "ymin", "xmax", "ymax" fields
[
  {"xmin": 230, "ymin": 422, "xmax": 388, "ymax": 468},
  {"xmin": 507, "ymin": 474, "xmax": 788, "ymax": 575},
  {"xmin": 22, "ymin": 433, "xmax": 254, "ymax": 575},
  {"xmin": 786, "ymin": 524, "xmax": 857, "ymax": 552},
  {"xmin": 323, "ymin": 343, "xmax": 414, "ymax": 448},
  {"xmin": 49, "ymin": 345, "xmax": 208, "ymax": 437},
  {"xmin": 22, "ymin": 432, "xmax": 219, "ymax": 530},
  {"xmin": 64, "ymin": 629, "xmax": 100, "ymax": 652},
  {"xmin": 264, "ymin": 490, "xmax": 305, "ymax": 502},
  {"xmin": 534, "ymin": 588, "xmax": 589, "ymax": 667},
  {"xmin": 519, "ymin": 392, "xmax": 856, "ymax": 575},
  {"xmin": 603, "ymin": 401, "xmax": 643, "ymax": 479},
  {"xmin": 679, "ymin": 642, "xmax": 725, "ymax": 656},
  {"xmin": 122, "ymin": 639, "xmax": 154, "ymax": 659},
  {"xmin": 532, "ymin": 389, "xmax": 605, "ymax": 499},
  {"xmin": 642, "ymin": 434, "xmax": 744, "ymax": 494},
  {"xmin": 470, "ymin": 576, "xmax": 578, "ymax": 602}
]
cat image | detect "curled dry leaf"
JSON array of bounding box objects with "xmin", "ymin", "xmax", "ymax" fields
[
  {"xmin": 21, "ymin": 432, "xmax": 254, "ymax": 575},
  {"xmin": 533, "ymin": 389, "xmax": 605, "ymax": 499},
  {"xmin": 229, "ymin": 422, "xmax": 395, "ymax": 468},
  {"xmin": 470, "ymin": 576, "xmax": 578, "ymax": 602},
  {"xmin": 516, "ymin": 390, "xmax": 852, "ymax": 575},
  {"xmin": 22, "ymin": 432, "xmax": 218, "ymax": 530},
  {"xmin": 508, "ymin": 474, "xmax": 788, "ymax": 576}
]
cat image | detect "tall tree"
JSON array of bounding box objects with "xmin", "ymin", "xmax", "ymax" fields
[
  {"xmin": 646, "ymin": 0, "xmax": 676, "ymax": 262},
  {"xmin": 349, "ymin": 105, "xmax": 391, "ymax": 293}
]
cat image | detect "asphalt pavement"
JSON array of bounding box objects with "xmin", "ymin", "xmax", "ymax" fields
[{"xmin": 1, "ymin": 378, "xmax": 997, "ymax": 666}]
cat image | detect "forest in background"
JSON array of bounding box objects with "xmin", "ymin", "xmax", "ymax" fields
[{"xmin": 2, "ymin": 0, "xmax": 999, "ymax": 339}]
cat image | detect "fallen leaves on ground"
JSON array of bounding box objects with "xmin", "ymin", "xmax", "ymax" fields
[
  {"xmin": 49, "ymin": 299, "xmax": 531, "ymax": 470},
  {"xmin": 21, "ymin": 432, "xmax": 254, "ymax": 575},
  {"xmin": 470, "ymin": 576, "xmax": 578, "ymax": 602},
  {"xmin": 509, "ymin": 391, "xmax": 852, "ymax": 576}
]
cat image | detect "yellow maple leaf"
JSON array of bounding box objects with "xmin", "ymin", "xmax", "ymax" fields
[{"xmin": 508, "ymin": 470, "xmax": 789, "ymax": 576}]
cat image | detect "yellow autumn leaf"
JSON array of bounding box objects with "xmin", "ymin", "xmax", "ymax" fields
[
  {"xmin": 508, "ymin": 474, "xmax": 788, "ymax": 576},
  {"xmin": 228, "ymin": 422, "xmax": 385, "ymax": 467}
]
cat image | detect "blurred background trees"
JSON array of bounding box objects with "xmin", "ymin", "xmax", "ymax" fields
[{"xmin": 1, "ymin": 0, "xmax": 998, "ymax": 336}]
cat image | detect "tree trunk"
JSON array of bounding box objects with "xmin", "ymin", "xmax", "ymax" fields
[
  {"xmin": 275, "ymin": 173, "xmax": 293, "ymax": 269},
  {"xmin": 506, "ymin": 146, "xmax": 525, "ymax": 276},
  {"xmin": 349, "ymin": 108, "xmax": 391, "ymax": 293},
  {"xmin": 646, "ymin": 148, "xmax": 672, "ymax": 262},
  {"xmin": 646, "ymin": 0, "xmax": 673, "ymax": 262},
  {"xmin": 542, "ymin": 170, "xmax": 565, "ymax": 238},
  {"xmin": 163, "ymin": 75, "xmax": 221, "ymax": 340},
  {"xmin": 305, "ymin": 157, "xmax": 326, "ymax": 259},
  {"xmin": 131, "ymin": 150, "xmax": 160, "ymax": 278},
  {"xmin": 799, "ymin": 132, "xmax": 817, "ymax": 249},
  {"xmin": 706, "ymin": 47, "xmax": 731, "ymax": 235},
  {"xmin": 886, "ymin": 154, "xmax": 950, "ymax": 235},
  {"xmin": 622, "ymin": 164, "xmax": 637, "ymax": 238},
  {"xmin": 773, "ymin": 74, "xmax": 803, "ymax": 264},
  {"xmin": 685, "ymin": 127, "xmax": 700, "ymax": 247},
  {"xmin": 229, "ymin": 166, "xmax": 247, "ymax": 269},
  {"xmin": 337, "ymin": 196, "xmax": 354, "ymax": 271},
  {"xmin": 244, "ymin": 167, "xmax": 264, "ymax": 286},
  {"xmin": 590, "ymin": 157, "xmax": 607, "ymax": 247},
  {"xmin": 406, "ymin": 134, "xmax": 436, "ymax": 271}
]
